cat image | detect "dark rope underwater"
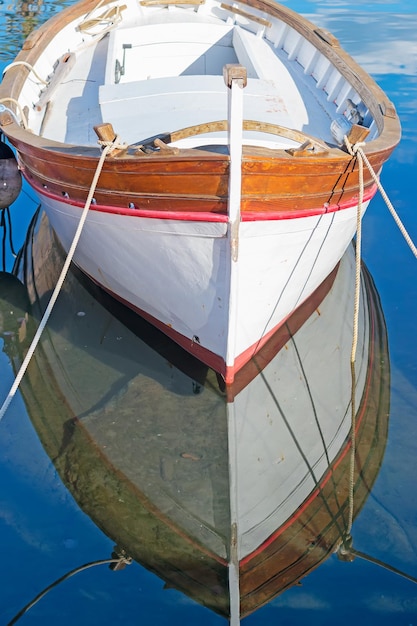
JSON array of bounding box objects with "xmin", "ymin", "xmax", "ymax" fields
[{"xmin": 7, "ymin": 552, "xmax": 132, "ymax": 625}]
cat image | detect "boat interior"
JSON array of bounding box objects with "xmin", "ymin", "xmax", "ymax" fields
[{"xmin": 20, "ymin": 0, "xmax": 377, "ymax": 151}]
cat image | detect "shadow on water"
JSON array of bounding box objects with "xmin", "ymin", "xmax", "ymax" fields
[{"xmin": 0, "ymin": 207, "xmax": 392, "ymax": 623}]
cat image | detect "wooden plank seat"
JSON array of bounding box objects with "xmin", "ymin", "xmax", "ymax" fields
[
  {"xmin": 98, "ymin": 21, "xmax": 334, "ymax": 147},
  {"xmin": 104, "ymin": 22, "xmax": 237, "ymax": 83},
  {"xmin": 99, "ymin": 74, "xmax": 299, "ymax": 147}
]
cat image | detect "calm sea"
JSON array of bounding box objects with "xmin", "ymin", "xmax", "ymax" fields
[{"xmin": 0, "ymin": 1, "xmax": 416, "ymax": 624}]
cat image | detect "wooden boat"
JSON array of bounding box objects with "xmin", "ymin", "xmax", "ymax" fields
[
  {"xmin": 3, "ymin": 208, "xmax": 390, "ymax": 622},
  {"xmin": 0, "ymin": 0, "xmax": 400, "ymax": 382}
]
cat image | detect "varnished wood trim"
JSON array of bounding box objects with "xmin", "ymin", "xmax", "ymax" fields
[{"xmin": 220, "ymin": 3, "xmax": 272, "ymax": 28}]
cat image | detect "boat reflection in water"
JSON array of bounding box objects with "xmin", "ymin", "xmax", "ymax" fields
[{"xmin": 3, "ymin": 208, "xmax": 390, "ymax": 622}]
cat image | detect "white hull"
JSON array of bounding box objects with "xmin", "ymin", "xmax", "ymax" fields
[{"xmin": 42, "ymin": 193, "xmax": 369, "ymax": 380}]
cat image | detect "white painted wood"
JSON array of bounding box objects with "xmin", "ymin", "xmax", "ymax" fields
[
  {"xmin": 225, "ymin": 72, "xmax": 244, "ymax": 369},
  {"xmin": 227, "ymin": 76, "xmax": 244, "ymax": 236},
  {"xmin": 105, "ymin": 22, "xmax": 236, "ymax": 83},
  {"xmin": 99, "ymin": 74, "xmax": 300, "ymax": 148},
  {"xmin": 19, "ymin": 0, "xmax": 369, "ymax": 147},
  {"xmin": 38, "ymin": 190, "xmax": 370, "ymax": 373}
]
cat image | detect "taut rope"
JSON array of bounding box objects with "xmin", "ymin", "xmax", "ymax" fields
[
  {"xmin": 345, "ymin": 138, "xmax": 417, "ymax": 258},
  {"xmin": 0, "ymin": 137, "xmax": 120, "ymax": 422}
]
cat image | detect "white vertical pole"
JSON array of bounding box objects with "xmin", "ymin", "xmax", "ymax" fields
[
  {"xmin": 224, "ymin": 64, "xmax": 246, "ymax": 262},
  {"xmin": 224, "ymin": 64, "xmax": 247, "ymax": 375}
]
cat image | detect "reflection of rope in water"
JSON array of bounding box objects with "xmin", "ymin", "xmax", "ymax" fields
[
  {"xmin": 254, "ymin": 361, "xmax": 417, "ymax": 590},
  {"xmin": 338, "ymin": 137, "xmax": 417, "ymax": 589},
  {"xmin": 338, "ymin": 537, "xmax": 417, "ymax": 585},
  {"xmin": 1, "ymin": 207, "xmax": 17, "ymax": 271},
  {"xmin": 7, "ymin": 548, "xmax": 132, "ymax": 625}
]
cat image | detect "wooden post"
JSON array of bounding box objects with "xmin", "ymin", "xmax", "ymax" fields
[
  {"xmin": 224, "ymin": 64, "xmax": 246, "ymax": 263},
  {"xmin": 224, "ymin": 64, "xmax": 246, "ymax": 378}
]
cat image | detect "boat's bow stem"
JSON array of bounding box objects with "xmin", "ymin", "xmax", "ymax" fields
[
  {"xmin": 224, "ymin": 63, "xmax": 246, "ymax": 263},
  {"xmin": 225, "ymin": 64, "xmax": 246, "ymax": 379}
]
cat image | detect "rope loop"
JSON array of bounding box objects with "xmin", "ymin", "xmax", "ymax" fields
[
  {"xmin": 97, "ymin": 134, "xmax": 128, "ymax": 155},
  {"xmin": 0, "ymin": 101, "xmax": 29, "ymax": 129},
  {"xmin": 344, "ymin": 136, "xmax": 366, "ymax": 157}
]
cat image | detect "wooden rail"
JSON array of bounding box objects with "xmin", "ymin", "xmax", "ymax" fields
[{"xmin": 220, "ymin": 3, "xmax": 272, "ymax": 29}]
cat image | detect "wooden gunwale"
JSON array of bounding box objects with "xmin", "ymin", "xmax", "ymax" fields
[
  {"xmin": 11, "ymin": 129, "xmax": 386, "ymax": 214},
  {"xmin": 1, "ymin": 112, "xmax": 391, "ymax": 215}
]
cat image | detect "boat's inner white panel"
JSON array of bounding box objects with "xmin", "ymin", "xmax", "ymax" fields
[{"xmin": 27, "ymin": 2, "xmax": 375, "ymax": 149}]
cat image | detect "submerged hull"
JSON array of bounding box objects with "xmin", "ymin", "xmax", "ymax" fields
[{"xmin": 0, "ymin": 0, "xmax": 400, "ymax": 380}]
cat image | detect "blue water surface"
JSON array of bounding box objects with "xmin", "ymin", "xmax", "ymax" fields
[{"xmin": 0, "ymin": 1, "xmax": 416, "ymax": 625}]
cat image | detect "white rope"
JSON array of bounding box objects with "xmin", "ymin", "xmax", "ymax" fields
[
  {"xmin": 352, "ymin": 141, "xmax": 417, "ymax": 259},
  {"xmin": 340, "ymin": 131, "xmax": 417, "ymax": 540},
  {"xmin": 0, "ymin": 141, "xmax": 114, "ymax": 422},
  {"xmin": 2, "ymin": 61, "xmax": 48, "ymax": 85},
  {"xmin": 78, "ymin": 0, "xmax": 124, "ymax": 37},
  {"xmin": 336, "ymin": 134, "xmax": 414, "ymax": 554},
  {"xmin": 0, "ymin": 100, "xmax": 29, "ymax": 129}
]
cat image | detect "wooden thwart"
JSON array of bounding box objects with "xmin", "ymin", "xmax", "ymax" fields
[{"xmin": 221, "ymin": 3, "xmax": 272, "ymax": 28}]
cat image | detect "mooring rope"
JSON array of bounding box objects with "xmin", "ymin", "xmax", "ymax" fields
[
  {"xmin": 7, "ymin": 551, "xmax": 132, "ymax": 625},
  {"xmin": 0, "ymin": 137, "xmax": 120, "ymax": 422},
  {"xmin": 0, "ymin": 100, "xmax": 29, "ymax": 129},
  {"xmin": 1, "ymin": 61, "xmax": 48, "ymax": 85},
  {"xmin": 341, "ymin": 130, "xmax": 416, "ymax": 541},
  {"xmin": 337, "ymin": 136, "xmax": 417, "ymax": 589},
  {"xmin": 341, "ymin": 133, "xmax": 417, "ymax": 541},
  {"xmin": 348, "ymin": 139, "xmax": 417, "ymax": 258}
]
